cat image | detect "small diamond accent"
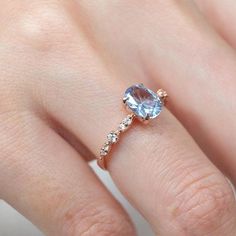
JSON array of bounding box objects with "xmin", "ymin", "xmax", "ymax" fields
[
  {"xmin": 118, "ymin": 123, "xmax": 126, "ymax": 131},
  {"xmin": 119, "ymin": 114, "xmax": 134, "ymax": 131},
  {"xmin": 157, "ymin": 89, "xmax": 168, "ymax": 100},
  {"xmin": 107, "ymin": 131, "xmax": 119, "ymax": 143},
  {"xmin": 100, "ymin": 142, "xmax": 111, "ymax": 156}
]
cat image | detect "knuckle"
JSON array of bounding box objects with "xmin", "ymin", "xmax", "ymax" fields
[
  {"xmin": 61, "ymin": 202, "xmax": 134, "ymax": 236},
  {"xmin": 171, "ymin": 171, "xmax": 235, "ymax": 235},
  {"xmin": 8, "ymin": 2, "xmax": 74, "ymax": 52}
]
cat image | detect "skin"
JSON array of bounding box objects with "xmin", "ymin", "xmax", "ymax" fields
[{"xmin": 1, "ymin": 0, "xmax": 236, "ymax": 235}]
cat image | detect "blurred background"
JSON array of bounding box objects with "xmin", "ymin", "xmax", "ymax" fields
[{"xmin": 0, "ymin": 161, "xmax": 154, "ymax": 236}]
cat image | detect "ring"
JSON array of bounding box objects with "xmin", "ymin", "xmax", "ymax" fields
[{"xmin": 97, "ymin": 84, "xmax": 168, "ymax": 170}]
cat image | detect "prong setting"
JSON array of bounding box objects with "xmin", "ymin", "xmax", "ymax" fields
[
  {"xmin": 145, "ymin": 114, "xmax": 150, "ymax": 121},
  {"xmin": 123, "ymin": 97, "xmax": 128, "ymax": 104}
]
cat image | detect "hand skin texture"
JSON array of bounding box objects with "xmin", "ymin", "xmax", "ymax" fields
[{"xmin": 1, "ymin": 0, "xmax": 236, "ymax": 235}]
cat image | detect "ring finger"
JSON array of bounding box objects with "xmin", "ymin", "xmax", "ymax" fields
[{"xmin": 35, "ymin": 16, "xmax": 236, "ymax": 236}]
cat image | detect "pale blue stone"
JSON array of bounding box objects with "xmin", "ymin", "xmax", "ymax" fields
[{"xmin": 123, "ymin": 84, "xmax": 162, "ymax": 119}]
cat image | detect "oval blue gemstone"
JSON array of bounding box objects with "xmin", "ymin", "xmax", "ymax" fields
[{"xmin": 123, "ymin": 84, "xmax": 163, "ymax": 119}]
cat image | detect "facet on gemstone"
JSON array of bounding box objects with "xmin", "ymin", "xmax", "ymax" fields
[
  {"xmin": 123, "ymin": 84, "xmax": 162, "ymax": 119},
  {"xmin": 107, "ymin": 131, "xmax": 119, "ymax": 143}
]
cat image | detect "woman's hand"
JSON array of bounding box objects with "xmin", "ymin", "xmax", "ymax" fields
[{"xmin": 1, "ymin": 1, "xmax": 236, "ymax": 235}]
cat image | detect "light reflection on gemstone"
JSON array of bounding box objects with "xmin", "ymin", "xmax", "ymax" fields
[{"xmin": 123, "ymin": 84, "xmax": 162, "ymax": 119}]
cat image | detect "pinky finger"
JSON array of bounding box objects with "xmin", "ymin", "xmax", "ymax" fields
[{"xmin": 0, "ymin": 111, "xmax": 135, "ymax": 236}]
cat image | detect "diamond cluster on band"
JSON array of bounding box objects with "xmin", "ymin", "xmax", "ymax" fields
[{"xmin": 99, "ymin": 114, "xmax": 135, "ymax": 158}]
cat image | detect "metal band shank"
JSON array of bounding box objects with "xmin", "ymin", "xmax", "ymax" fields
[{"xmin": 97, "ymin": 113, "xmax": 135, "ymax": 170}]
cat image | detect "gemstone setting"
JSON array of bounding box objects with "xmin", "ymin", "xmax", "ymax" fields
[{"xmin": 123, "ymin": 84, "xmax": 163, "ymax": 119}]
